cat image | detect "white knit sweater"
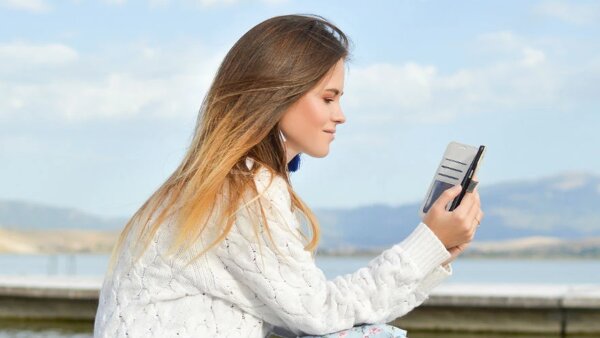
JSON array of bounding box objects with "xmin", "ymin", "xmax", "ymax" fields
[{"xmin": 93, "ymin": 157, "xmax": 453, "ymax": 337}]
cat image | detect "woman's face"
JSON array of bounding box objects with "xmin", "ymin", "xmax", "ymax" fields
[{"xmin": 279, "ymin": 58, "xmax": 346, "ymax": 161}]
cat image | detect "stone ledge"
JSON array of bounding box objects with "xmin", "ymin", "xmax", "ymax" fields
[{"xmin": 1, "ymin": 276, "xmax": 599, "ymax": 334}]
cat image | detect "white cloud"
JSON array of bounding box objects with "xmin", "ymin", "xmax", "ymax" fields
[
  {"xmin": 476, "ymin": 30, "xmax": 548, "ymax": 66},
  {"xmin": 344, "ymin": 31, "xmax": 567, "ymax": 126},
  {"xmin": 521, "ymin": 47, "xmax": 546, "ymax": 66},
  {"xmin": 346, "ymin": 62, "xmax": 436, "ymax": 111},
  {"xmin": 0, "ymin": 31, "xmax": 595, "ymax": 127},
  {"xmin": 534, "ymin": 1, "xmax": 600, "ymax": 25},
  {"xmin": 0, "ymin": 42, "xmax": 79, "ymax": 69},
  {"xmin": 0, "ymin": 0, "xmax": 49, "ymax": 12},
  {"xmin": 0, "ymin": 40, "xmax": 223, "ymax": 121}
]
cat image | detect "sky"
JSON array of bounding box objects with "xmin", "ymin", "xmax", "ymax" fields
[{"xmin": 0, "ymin": 0, "xmax": 599, "ymax": 218}]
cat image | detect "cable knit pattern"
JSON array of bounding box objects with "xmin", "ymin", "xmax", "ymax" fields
[{"xmin": 94, "ymin": 157, "xmax": 453, "ymax": 337}]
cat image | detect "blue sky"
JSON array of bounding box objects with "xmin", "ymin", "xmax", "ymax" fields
[{"xmin": 1, "ymin": 0, "xmax": 599, "ymax": 218}]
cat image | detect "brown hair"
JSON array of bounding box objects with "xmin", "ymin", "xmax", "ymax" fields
[{"xmin": 106, "ymin": 14, "xmax": 352, "ymax": 275}]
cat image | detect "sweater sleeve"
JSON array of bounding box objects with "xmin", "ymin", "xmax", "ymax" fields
[{"xmin": 215, "ymin": 170, "xmax": 452, "ymax": 336}]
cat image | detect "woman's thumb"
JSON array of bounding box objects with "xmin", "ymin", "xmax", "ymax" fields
[{"xmin": 434, "ymin": 184, "xmax": 462, "ymax": 210}]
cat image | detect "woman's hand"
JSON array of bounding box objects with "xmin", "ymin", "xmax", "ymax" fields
[
  {"xmin": 442, "ymin": 241, "xmax": 471, "ymax": 266},
  {"xmin": 422, "ymin": 174, "xmax": 484, "ymax": 250}
]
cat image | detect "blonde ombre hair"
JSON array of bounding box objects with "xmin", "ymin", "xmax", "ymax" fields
[{"xmin": 106, "ymin": 14, "xmax": 352, "ymax": 275}]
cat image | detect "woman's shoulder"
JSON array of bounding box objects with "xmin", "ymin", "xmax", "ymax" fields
[
  {"xmin": 245, "ymin": 157, "xmax": 285, "ymax": 188},
  {"xmin": 244, "ymin": 156, "xmax": 291, "ymax": 208}
]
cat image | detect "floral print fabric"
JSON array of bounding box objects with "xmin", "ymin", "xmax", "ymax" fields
[{"xmin": 299, "ymin": 323, "xmax": 408, "ymax": 338}]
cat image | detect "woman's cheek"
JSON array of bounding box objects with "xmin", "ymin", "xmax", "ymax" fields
[{"xmin": 308, "ymin": 99, "xmax": 329, "ymax": 127}]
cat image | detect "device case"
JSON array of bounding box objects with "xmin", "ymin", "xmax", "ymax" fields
[{"xmin": 418, "ymin": 141, "xmax": 486, "ymax": 219}]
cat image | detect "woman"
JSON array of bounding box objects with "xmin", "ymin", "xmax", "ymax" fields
[{"xmin": 93, "ymin": 14, "xmax": 484, "ymax": 338}]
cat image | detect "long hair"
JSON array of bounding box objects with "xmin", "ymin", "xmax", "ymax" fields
[{"xmin": 106, "ymin": 14, "xmax": 352, "ymax": 275}]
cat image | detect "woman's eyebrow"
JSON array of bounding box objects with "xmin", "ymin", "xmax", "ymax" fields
[{"xmin": 325, "ymin": 88, "xmax": 344, "ymax": 96}]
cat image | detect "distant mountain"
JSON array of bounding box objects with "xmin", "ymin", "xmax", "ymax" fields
[
  {"xmin": 463, "ymin": 236, "xmax": 600, "ymax": 259},
  {"xmin": 312, "ymin": 171, "xmax": 600, "ymax": 250},
  {"xmin": 1, "ymin": 171, "xmax": 599, "ymax": 253},
  {"xmin": 0, "ymin": 228, "xmax": 117, "ymax": 254},
  {"xmin": 0, "ymin": 199, "xmax": 128, "ymax": 231}
]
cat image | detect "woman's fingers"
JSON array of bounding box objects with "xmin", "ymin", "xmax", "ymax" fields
[
  {"xmin": 456, "ymin": 176, "xmax": 482, "ymax": 240},
  {"xmin": 454, "ymin": 186, "xmax": 476, "ymax": 215},
  {"xmin": 466, "ymin": 188, "xmax": 481, "ymax": 219},
  {"xmin": 461, "ymin": 174, "xmax": 480, "ymax": 214},
  {"xmin": 470, "ymin": 174, "xmax": 482, "ymax": 222}
]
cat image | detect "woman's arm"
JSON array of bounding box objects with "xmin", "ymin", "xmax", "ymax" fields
[{"xmin": 215, "ymin": 169, "xmax": 452, "ymax": 336}]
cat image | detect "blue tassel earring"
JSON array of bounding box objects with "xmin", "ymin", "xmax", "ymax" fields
[
  {"xmin": 280, "ymin": 129, "xmax": 302, "ymax": 172},
  {"xmin": 288, "ymin": 153, "xmax": 301, "ymax": 172}
]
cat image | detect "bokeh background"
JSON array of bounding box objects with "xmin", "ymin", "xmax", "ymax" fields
[
  {"xmin": 1, "ymin": 0, "xmax": 598, "ymax": 217},
  {"xmin": 1, "ymin": 1, "xmax": 599, "ymax": 336}
]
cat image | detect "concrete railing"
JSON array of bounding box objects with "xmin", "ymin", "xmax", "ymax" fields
[
  {"xmin": 392, "ymin": 283, "xmax": 600, "ymax": 337},
  {"xmin": 0, "ymin": 275, "xmax": 99, "ymax": 321},
  {"xmin": 1, "ymin": 276, "xmax": 599, "ymax": 336}
]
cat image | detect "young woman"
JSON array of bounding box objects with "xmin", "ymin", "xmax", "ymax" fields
[{"xmin": 94, "ymin": 14, "xmax": 484, "ymax": 338}]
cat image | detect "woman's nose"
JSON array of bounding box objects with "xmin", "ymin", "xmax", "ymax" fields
[{"xmin": 333, "ymin": 107, "xmax": 346, "ymax": 124}]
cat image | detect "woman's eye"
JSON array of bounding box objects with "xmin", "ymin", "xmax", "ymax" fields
[{"xmin": 324, "ymin": 98, "xmax": 334, "ymax": 104}]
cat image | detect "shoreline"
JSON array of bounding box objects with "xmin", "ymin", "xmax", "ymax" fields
[{"xmin": 2, "ymin": 251, "xmax": 600, "ymax": 260}]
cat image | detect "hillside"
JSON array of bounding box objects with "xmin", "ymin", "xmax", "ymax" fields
[
  {"xmin": 314, "ymin": 171, "xmax": 600, "ymax": 250},
  {"xmin": 1, "ymin": 170, "xmax": 599, "ymax": 256},
  {"xmin": 0, "ymin": 228, "xmax": 118, "ymax": 254}
]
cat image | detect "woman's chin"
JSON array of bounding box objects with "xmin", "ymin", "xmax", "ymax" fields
[{"xmin": 305, "ymin": 146, "xmax": 330, "ymax": 158}]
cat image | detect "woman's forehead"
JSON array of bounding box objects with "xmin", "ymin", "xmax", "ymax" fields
[{"xmin": 314, "ymin": 60, "xmax": 345, "ymax": 93}]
